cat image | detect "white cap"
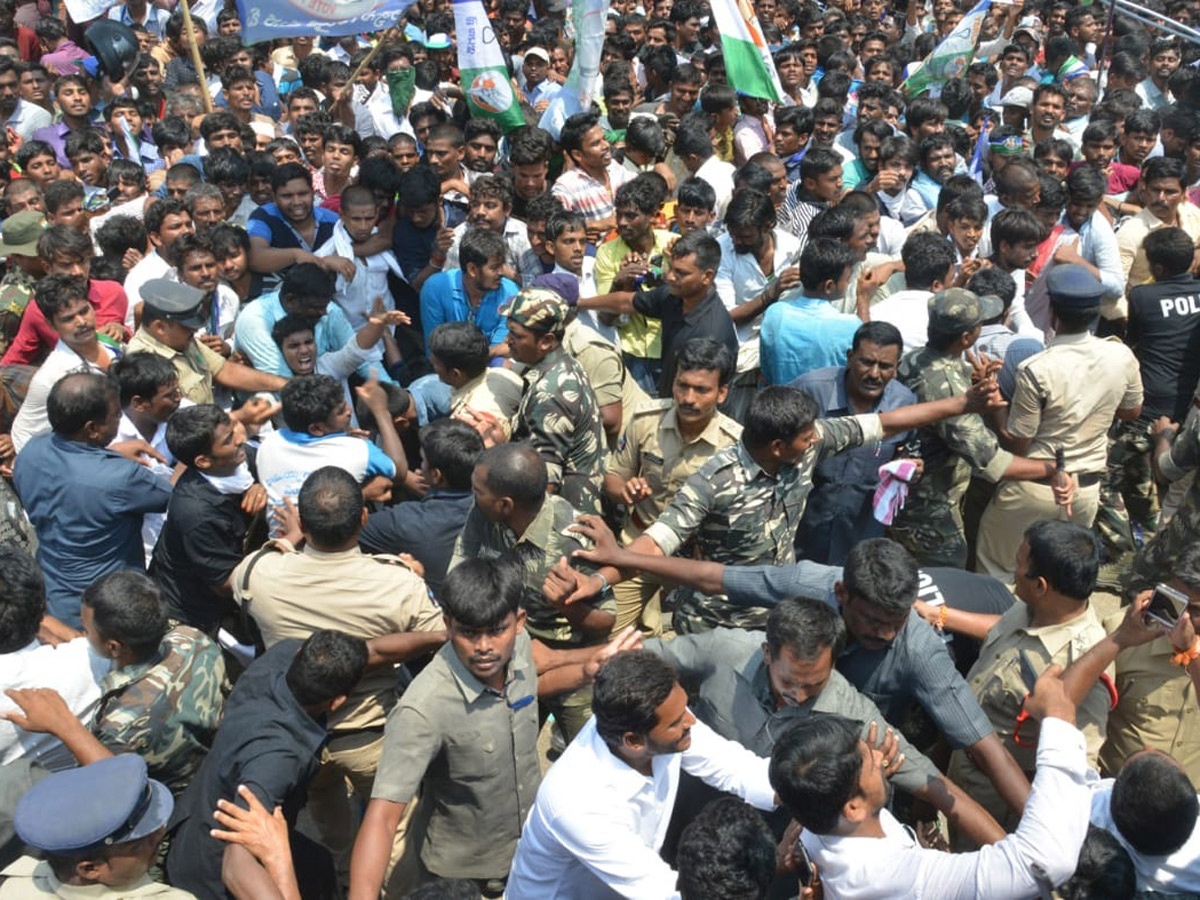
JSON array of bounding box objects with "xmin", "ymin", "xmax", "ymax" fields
[
  {"xmin": 999, "ymin": 85, "xmax": 1034, "ymax": 108},
  {"xmin": 523, "ymin": 46, "xmax": 550, "ymax": 63}
]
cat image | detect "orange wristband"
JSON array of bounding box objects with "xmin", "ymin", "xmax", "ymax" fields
[
  {"xmin": 1171, "ymin": 639, "xmax": 1200, "ymax": 667},
  {"xmin": 936, "ymin": 605, "xmax": 949, "ymax": 631}
]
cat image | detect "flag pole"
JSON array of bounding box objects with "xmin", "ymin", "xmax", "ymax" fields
[
  {"xmin": 179, "ymin": 0, "xmax": 212, "ymax": 114},
  {"xmin": 349, "ymin": 28, "xmax": 398, "ymax": 87}
]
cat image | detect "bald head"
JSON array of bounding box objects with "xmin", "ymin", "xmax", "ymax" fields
[{"xmin": 47, "ymin": 372, "xmax": 117, "ymax": 443}]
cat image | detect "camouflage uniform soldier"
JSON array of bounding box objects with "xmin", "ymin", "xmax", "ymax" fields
[
  {"xmin": 0, "ymin": 210, "xmax": 48, "ymax": 359},
  {"xmin": 890, "ymin": 290, "xmax": 1072, "ymax": 570},
  {"xmin": 505, "ymin": 288, "xmax": 607, "ymax": 517},
  {"xmin": 450, "ymin": 444, "xmax": 615, "ymax": 740},
  {"xmin": 91, "ymin": 623, "xmax": 225, "ymax": 795},
  {"xmin": 1129, "ymin": 412, "xmax": 1200, "ymax": 595}
]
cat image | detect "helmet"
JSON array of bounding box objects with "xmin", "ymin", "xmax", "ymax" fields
[{"xmin": 84, "ymin": 20, "xmax": 140, "ymax": 83}]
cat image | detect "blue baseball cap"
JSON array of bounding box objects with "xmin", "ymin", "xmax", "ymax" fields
[{"xmin": 1046, "ymin": 264, "xmax": 1103, "ymax": 308}]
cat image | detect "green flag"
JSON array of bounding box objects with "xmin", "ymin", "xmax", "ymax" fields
[{"xmin": 386, "ymin": 67, "xmax": 416, "ymax": 119}]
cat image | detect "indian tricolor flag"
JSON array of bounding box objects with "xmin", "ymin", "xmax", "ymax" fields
[{"xmin": 711, "ymin": 0, "xmax": 784, "ymax": 103}]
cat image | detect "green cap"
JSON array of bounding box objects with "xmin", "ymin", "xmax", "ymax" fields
[
  {"xmin": 927, "ymin": 288, "xmax": 1004, "ymax": 335},
  {"xmin": 503, "ymin": 288, "xmax": 569, "ymax": 333},
  {"xmin": 0, "ymin": 210, "xmax": 48, "ymax": 257}
]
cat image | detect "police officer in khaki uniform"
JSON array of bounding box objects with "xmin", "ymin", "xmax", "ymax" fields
[
  {"xmin": 948, "ymin": 521, "xmax": 1113, "ymax": 836},
  {"xmin": 976, "ymin": 265, "xmax": 1144, "ymax": 581},
  {"xmin": 1101, "ymin": 544, "xmax": 1200, "ymax": 788},
  {"xmin": 232, "ymin": 467, "xmax": 444, "ymax": 893},
  {"xmin": 605, "ymin": 339, "xmax": 742, "ymax": 635},
  {"xmin": 0, "ymin": 754, "xmax": 194, "ymax": 899}
]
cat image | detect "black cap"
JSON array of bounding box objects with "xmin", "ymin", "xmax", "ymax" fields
[{"xmin": 141, "ymin": 278, "xmax": 208, "ymax": 330}]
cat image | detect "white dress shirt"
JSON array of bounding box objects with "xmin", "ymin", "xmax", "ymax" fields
[
  {"xmin": 0, "ymin": 638, "xmax": 110, "ymax": 771},
  {"xmin": 1090, "ymin": 779, "xmax": 1200, "ymax": 894},
  {"xmin": 11, "ymin": 342, "xmax": 111, "ymax": 453},
  {"xmin": 317, "ymin": 220, "xmax": 402, "ymax": 365},
  {"xmin": 5, "ymin": 98, "xmax": 50, "ymax": 143},
  {"xmin": 113, "ymin": 407, "xmax": 187, "ymax": 566},
  {"xmin": 868, "ymin": 289, "xmax": 933, "ymax": 351},
  {"xmin": 715, "ymin": 228, "xmax": 803, "ymax": 373},
  {"xmin": 803, "ymin": 717, "xmax": 1093, "ymax": 900},
  {"xmin": 122, "ymin": 249, "xmax": 172, "ymax": 330},
  {"xmin": 695, "ymin": 155, "xmax": 737, "ymax": 220},
  {"xmin": 505, "ymin": 716, "xmax": 776, "ymax": 899}
]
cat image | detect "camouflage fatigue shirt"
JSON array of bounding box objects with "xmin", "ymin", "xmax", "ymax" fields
[
  {"xmin": 642, "ymin": 414, "xmax": 883, "ymax": 631},
  {"xmin": 511, "ymin": 347, "xmax": 607, "ymax": 517},
  {"xmin": 1130, "ymin": 411, "xmax": 1200, "ymax": 593},
  {"xmin": 92, "ymin": 626, "xmax": 225, "ymax": 794},
  {"xmin": 0, "ymin": 268, "xmax": 34, "ymax": 329},
  {"xmin": 449, "ymin": 493, "xmax": 613, "ymax": 644},
  {"xmin": 892, "ymin": 347, "xmax": 1013, "ymax": 542}
]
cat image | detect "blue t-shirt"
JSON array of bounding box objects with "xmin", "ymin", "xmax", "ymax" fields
[{"xmin": 419, "ymin": 269, "xmax": 520, "ymax": 350}]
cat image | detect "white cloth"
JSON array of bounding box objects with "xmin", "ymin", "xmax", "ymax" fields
[
  {"xmin": 122, "ymin": 249, "xmax": 172, "ymax": 330},
  {"xmin": 1090, "ymin": 779, "xmax": 1200, "ymax": 894},
  {"xmin": 714, "ymin": 228, "xmax": 803, "ymax": 373},
  {"xmin": 113, "ymin": 409, "xmax": 181, "ymax": 566},
  {"xmin": 505, "ymin": 716, "xmax": 775, "ymax": 900},
  {"xmin": 200, "ymin": 461, "xmax": 254, "ymax": 495},
  {"xmin": 695, "ymin": 155, "xmax": 737, "ymax": 220},
  {"xmin": 876, "ymin": 216, "xmax": 907, "ymax": 256},
  {"xmin": 5, "ymin": 98, "xmax": 50, "ymax": 143},
  {"xmin": 868, "ymin": 289, "xmax": 933, "ymax": 351},
  {"xmin": 11, "ymin": 342, "xmax": 111, "ymax": 453},
  {"xmin": 317, "ymin": 220, "xmax": 401, "ymax": 364},
  {"xmin": 0, "ymin": 638, "xmax": 110, "ymax": 771},
  {"xmin": 803, "ymin": 717, "xmax": 1093, "ymax": 900}
]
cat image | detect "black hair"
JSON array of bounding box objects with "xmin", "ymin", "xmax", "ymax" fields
[
  {"xmin": 43, "ymin": 179, "xmax": 83, "ymax": 216},
  {"xmin": 209, "ymin": 223, "xmax": 250, "ymax": 261},
  {"xmin": 843, "ymin": 538, "xmax": 918, "ymax": 615},
  {"xmin": 0, "ymin": 546, "xmax": 45, "ymax": 653},
  {"xmin": 991, "ymin": 208, "xmax": 1047, "ymax": 250},
  {"xmin": 64, "ymin": 128, "xmax": 107, "ymax": 161},
  {"xmin": 743, "ymin": 386, "xmax": 820, "ymax": 451},
  {"xmin": 508, "ymin": 125, "xmax": 554, "ymax": 166},
  {"xmin": 1022, "ymin": 520, "xmax": 1101, "ymax": 601},
  {"xmin": 677, "ymin": 176, "xmax": 716, "ymax": 212},
  {"xmin": 670, "ymin": 229, "xmax": 721, "ymax": 273},
  {"xmin": 398, "ymin": 164, "xmax": 441, "ymax": 209},
  {"xmin": 1065, "ymin": 165, "xmax": 1107, "ymax": 203},
  {"xmin": 769, "ymin": 714, "xmax": 864, "ymax": 834},
  {"xmin": 724, "ymin": 189, "xmax": 775, "ymax": 230},
  {"xmin": 878, "ymin": 134, "xmax": 918, "ymax": 167},
  {"xmin": 198, "ymin": 110, "xmax": 243, "ymax": 143},
  {"xmin": 204, "ymin": 148, "xmax": 251, "ymax": 187},
  {"xmin": 271, "ymin": 313, "xmax": 314, "ymax": 351},
  {"xmin": 1058, "ymin": 827, "xmax": 1137, "ymax": 900},
  {"xmin": 799, "ymin": 237, "xmax": 856, "ymax": 293},
  {"xmin": 280, "ymin": 374, "xmax": 346, "ymax": 433},
  {"xmin": 545, "ymin": 210, "xmax": 587, "ymax": 243},
  {"xmin": 674, "ymin": 337, "xmax": 734, "ymax": 387},
  {"xmin": 767, "ymin": 597, "xmax": 847, "ymax": 661},
  {"xmin": 357, "ymin": 155, "xmax": 403, "ymax": 205},
  {"xmin": 1143, "ymin": 156, "xmax": 1186, "ymax": 188},
  {"xmin": 298, "ymin": 466, "xmax": 364, "ymax": 547},
  {"xmin": 33, "ymin": 273, "xmax": 88, "ymax": 324},
  {"xmin": 460, "ymin": 228, "xmax": 506, "ymax": 271},
  {"xmin": 1111, "ymin": 751, "xmax": 1200, "ymax": 856},
  {"xmin": 906, "ymin": 97, "xmax": 948, "ymax": 133},
  {"xmin": 676, "ymin": 798, "xmax": 776, "ymax": 900},
  {"xmin": 1124, "ymin": 108, "xmax": 1161, "ymax": 136},
  {"xmin": 285, "ymin": 629, "xmax": 369, "ymax": 708},
  {"xmin": 81, "ymin": 571, "xmax": 169, "ymax": 658},
  {"xmin": 108, "ymin": 159, "xmax": 148, "ymax": 194},
  {"xmin": 899, "ymin": 231, "xmax": 956, "ymax": 292},
  {"xmin": 429, "ymin": 321, "xmax": 490, "ymax": 378},
  {"xmin": 110, "ymin": 352, "xmax": 178, "ymax": 407},
  {"xmin": 478, "ymin": 442, "xmax": 547, "ymax": 506},
  {"xmin": 807, "ymin": 205, "xmax": 859, "ymax": 243},
  {"xmin": 673, "ymin": 121, "xmax": 715, "ymax": 160},
  {"xmin": 165, "ymin": 404, "xmax": 231, "ymax": 466},
  {"xmin": 271, "ymin": 161, "xmax": 313, "ymax": 193},
  {"xmin": 592, "ymin": 650, "xmax": 678, "ymax": 749},
  {"xmin": 558, "ymin": 111, "xmax": 602, "ymax": 159},
  {"xmin": 799, "ymin": 147, "xmax": 842, "ymax": 182},
  {"xmin": 281, "ymin": 263, "xmax": 336, "ymax": 307},
  {"xmin": 421, "ymin": 418, "xmax": 484, "ymax": 492},
  {"xmin": 144, "ymin": 196, "xmax": 190, "ymax": 238},
  {"xmin": 1145, "ymin": 227, "xmax": 1197, "ymax": 277},
  {"xmin": 47, "ymin": 372, "xmax": 116, "ymax": 436},
  {"xmin": 151, "ymin": 116, "xmax": 193, "ymax": 153},
  {"xmin": 945, "ymin": 193, "xmax": 987, "ymax": 226},
  {"xmin": 968, "ymin": 266, "xmax": 1018, "ymax": 313},
  {"xmin": 440, "ymin": 556, "xmax": 523, "ymax": 628},
  {"xmin": 732, "ymin": 163, "xmax": 773, "ymax": 197},
  {"xmin": 1081, "ymin": 119, "xmax": 1119, "ymax": 147},
  {"xmin": 851, "ymin": 321, "xmax": 903, "ymax": 353}
]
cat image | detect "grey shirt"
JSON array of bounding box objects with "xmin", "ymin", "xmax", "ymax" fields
[
  {"xmin": 721, "ymin": 563, "xmax": 996, "ymax": 750},
  {"xmin": 645, "ymin": 629, "xmax": 940, "ymax": 796},
  {"xmin": 372, "ymin": 631, "xmax": 542, "ymax": 880}
]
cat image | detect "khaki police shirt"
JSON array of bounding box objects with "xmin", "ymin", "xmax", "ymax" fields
[
  {"xmin": 126, "ymin": 328, "xmax": 226, "ymax": 405},
  {"xmin": 371, "ymin": 631, "xmax": 541, "ymax": 881},
  {"xmin": 562, "ymin": 320, "xmax": 649, "ymax": 433},
  {"xmin": 0, "ymin": 856, "xmax": 197, "ymax": 898},
  {"xmin": 1100, "ymin": 633, "xmax": 1200, "ymax": 789},
  {"xmin": 449, "ymin": 368, "xmax": 525, "ymax": 440},
  {"xmin": 1008, "ymin": 332, "xmax": 1143, "ymax": 474},
  {"xmin": 231, "ymin": 543, "xmax": 442, "ymax": 732},
  {"xmin": 608, "ymin": 398, "xmax": 742, "ymax": 541},
  {"xmin": 948, "ymin": 598, "xmax": 1111, "ymax": 825}
]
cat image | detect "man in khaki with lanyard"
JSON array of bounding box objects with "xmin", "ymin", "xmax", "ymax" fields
[
  {"xmin": 604, "ymin": 338, "xmax": 741, "ymax": 635},
  {"xmin": 976, "ymin": 265, "xmax": 1143, "ymax": 581}
]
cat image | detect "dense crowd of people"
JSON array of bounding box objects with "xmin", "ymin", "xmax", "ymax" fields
[{"xmin": 2, "ymin": 0, "xmax": 1200, "ymax": 897}]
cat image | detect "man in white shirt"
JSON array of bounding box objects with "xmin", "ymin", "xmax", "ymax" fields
[
  {"xmin": 0, "ymin": 546, "xmax": 109, "ymax": 771},
  {"xmin": 675, "ymin": 124, "xmax": 736, "ymax": 220},
  {"xmin": 123, "ymin": 197, "xmax": 194, "ymax": 330},
  {"xmin": 771, "ymin": 663, "xmax": 1093, "ymax": 900},
  {"xmin": 868, "ymin": 232, "xmax": 957, "ymax": 351},
  {"xmin": 11, "ymin": 275, "xmax": 116, "ymax": 453},
  {"xmin": 506, "ymin": 650, "xmax": 777, "ymax": 899}
]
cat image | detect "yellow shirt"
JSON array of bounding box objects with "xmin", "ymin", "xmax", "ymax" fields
[
  {"xmin": 592, "ymin": 229, "xmax": 675, "ymax": 360},
  {"xmin": 126, "ymin": 328, "xmax": 226, "ymax": 405}
]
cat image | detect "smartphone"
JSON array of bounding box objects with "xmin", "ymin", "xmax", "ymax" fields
[
  {"xmin": 793, "ymin": 835, "xmax": 813, "ymax": 887},
  {"xmin": 1146, "ymin": 583, "xmax": 1189, "ymax": 629}
]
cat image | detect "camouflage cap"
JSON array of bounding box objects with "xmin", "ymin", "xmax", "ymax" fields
[
  {"xmin": 504, "ymin": 287, "xmax": 569, "ymax": 333},
  {"xmin": 0, "ymin": 210, "xmax": 48, "ymax": 257},
  {"xmin": 927, "ymin": 288, "xmax": 1003, "ymax": 335}
]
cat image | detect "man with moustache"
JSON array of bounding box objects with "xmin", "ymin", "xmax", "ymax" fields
[
  {"xmin": 793, "ymin": 322, "xmax": 918, "ymax": 566},
  {"xmin": 909, "ymin": 135, "xmax": 960, "ymax": 217}
]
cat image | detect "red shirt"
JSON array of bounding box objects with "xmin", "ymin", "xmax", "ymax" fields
[
  {"xmin": 8, "ymin": 26, "xmax": 39, "ymax": 63},
  {"xmin": 1, "ymin": 279, "xmax": 128, "ymax": 366}
]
